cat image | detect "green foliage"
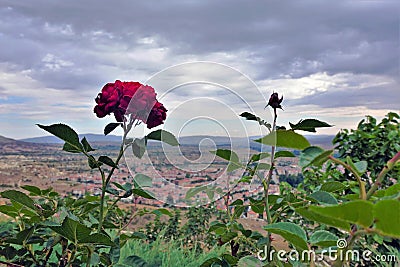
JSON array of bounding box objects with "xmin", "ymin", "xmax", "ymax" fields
[
  {"xmin": 289, "ymin": 118, "xmax": 332, "ymax": 132},
  {"xmin": 146, "ymin": 129, "xmax": 179, "ymax": 146},
  {"xmin": 263, "ymin": 222, "xmax": 308, "ymax": 251},
  {"xmin": 239, "ymin": 112, "xmax": 271, "ymax": 129},
  {"xmin": 255, "ymin": 130, "xmax": 310, "ymax": 150},
  {"xmin": 118, "ymin": 236, "xmax": 227, "ymax": 267},
  {"xmin": 2, "ymin": 97, "xmax": 398, "ymax": 267},
  {"xmin": 104, "ymin": 122, "xmax": 122, "ymax": 135},
  {"xmin": 309, "ymin": 230, "xmax": 338, "ymax": 247},
  {"xmin": 333, "ymin": 112, "xmax": 400, "ymax": 184}
]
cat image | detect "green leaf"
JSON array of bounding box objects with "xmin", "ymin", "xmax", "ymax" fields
[
  {"xmin": 375, "ymin": 183, "xmax": 400, "ymax": 197},
  {"xmin": 309, "ymin": 201, "xmax": 374, "ymax": 229},
  {"xmin": 309, "ymin": 191, "xmax": 338, "ymax": 205},
  {"xmin": 185, "ymin": 185, "xmax": 207, "ymax": 199},
  {"xmin": 373, "ymin": 199, "xmax": 400, "ymax": 238},
  {"xmin": 296, "ymin": 207, "xmax": 350, "ymax": 231},
  {"xmin": 81, "ymin": 233, "xmax": 115, "ymax": 246},
  {"xmin": 37, "ymin": 123, "xmax": 82, "ymax": 151},
  {"xmin": 134, "ymin": 174, "xmax": 152, "ymax": 188},
  {"xmin": 289, "ymin": 119, "xmax": 333, "ymax": 132},
  {"xmin": 1, "ymin": 190, "xmax": 36, "ymax": 211},
  {"xmin": 209, "ymin": 222, "xmax": 226, "ymax": 234},
  {"xmin": 250, "ymin": 152, "xmax": 270, "ymax": 162},
  {"xmin": 211, "ymin": 149, "xmax": 239, "ymax": 162},
  {"xmin": 15, "ymin": 227, "xmax": 35, "ymax": 245},
  {"xmin": 250, "ymin": 203, "xmax": 264, "ymax": 214},
  {"xmin": 206, "ymin": 187, "xmax": 215, "ymax": 200},
  {"xmin": 146, "ymin": 129, "xmax": 179, "ymax": 146},
  {"xmin": 239, "ymin": 112, "xmax": 271, "ymax": 129},
  {"xmin": 106, "ymin": 186, "xmax": 120, "ymax": 196},
  {"xmin": 222, "ymin": 253, "xmax": 239, "ymax": 265},
  {"xmin": 274, "ymin": 151, "xmax": 295, "ymax": 159},
  {"xmin": 212, "ymin": 149, "xmax": 242, "ymax": 172},
  {"xmin": 63, "ymin": 142, "xmax": 82, "ymax": 153},
  {"xmin": 132, "ymin": 138, "xmax": 146, "ymax": 159},
  {"xmin": 132, "ymin": 189, "xmax": 155, "ymax": 199},
  {"xmin": 353, "ymin": 161, "xmax": 368, "ymax": 175},
  {"xmin": 238, "ymin": 176, "xmax": 253, "ymax": 183},
  {"xmin": 299, "ymin": 146, "xmax": 333, "ymax": 168},
  {"xmin": 255, "ymin": 130, "xmax": 310, "ymax": 150},
  {"xmin": 227, "ymin": 161, "xmax": 242, "ymax": 172},
  {"xmin": 237, "ymin": 255, "xmax": 263, "ymax": 267},
  {"xmin": 309, "ymin": 230, "xmax": 338, "ymax": 247},
  {"xmin": 21, "ymin": 185, "xmax": 42, "ymax": 196},
  {"xmin": 89, "ymin": 252, "xmax": 101, "ymax": 266},
  {"xmin": 263, "ymin": 222, "xmax": 308, "ymax": 251},
  {"xmin": 221, "ymin": 231, "xmax": 238, "ymax": 243},
  {"xmin": 233, "ymin": 206, "xmax": 245, "ymax": 219},
  {"xmin": 320, "ymin": 182, "xmax": 346, "ymax": 193},
  {"xmin": 0, "ymin": 205, "xmax": 18, "ymax": 218},
  {"xmin": 110, "ymin": 239, "xmax": 120, "ymax": 264},
  {"xmin": 152, "ymin": 208, "xmax": 172, "ymax": 216},
  {"xmin": 98, "ymin": 156, "xmax": 118, "ymax": 168},
  {"xmin": 254, "ymin": 163, "xmax": 271, "ymax": 171},
  {"xmin": 200, "ymin": 257, "xmax": 223, "ymax": 267},
  {"xmin": 50, "ymin": 217, "xmax": 113, "ymax": 245},
  {"xmin": 104, "ymin": 123, "xmax": 121, "ymax": 136},
  {"xmin": 88, "ymin": 155, "xmax": 99, "ymax": 169},
  {"xmin": 112, "ymin": 182, "xmax": 126, "ymax": 191},
  {"xmin": 81, "ymin": 137, "xmax": 95, "ymax": 152},
  {"xmin": 230, "ymin": 199, "xmax": 243, "ymax": 206},
  {"xmin": 346, "ymin": 157, "xmax": 367, "ymax": 176}
]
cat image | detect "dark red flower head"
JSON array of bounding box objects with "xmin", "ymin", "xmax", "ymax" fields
[
  {"xmin": 146, "ymin": 101, "xmax": 167, "ymax": 129},
  {"xmin": 94, "ymin": 80, "xmax": 167, "ymax": 128},
  {"xmin": 266, "ymin": 92, "xmax": 283, "ymax": 110}
]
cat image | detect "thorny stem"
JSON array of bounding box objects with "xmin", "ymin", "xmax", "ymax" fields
[
  {"xmin": 264, "ymin": 107, "xmax": 277, "ymax": 257},
  {"xmin": 97, "ymin": 119, "xmax": 133, "ymax": 232},
  {"xmin": 328, "ymin": 155, "xmax": 366, "ymax": 200},
  {"xmin": 366, "ymin": 151, "xmax": 400, "ymax": 199}
]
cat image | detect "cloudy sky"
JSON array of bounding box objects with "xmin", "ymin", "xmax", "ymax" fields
[{"xmin": 0, "ymin": 0, "xmax": 399, "ymax": 139}]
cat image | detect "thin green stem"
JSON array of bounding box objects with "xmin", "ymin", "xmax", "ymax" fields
[
  {"xmin": 366, "ymin": 151, "xmax": 400, "ymax": 199},
  {"xmin": 97, "ymin": 119, "xmax": 133, "ymax": 232},
  {"xmin": 328, "ymin": 155, "xmax": 366, "ymax": 200},
  {"xmin": 264, "ymin": 108, "xmax": 277, "ymax": 257},
  {"xmin": 97, "ymin": 167, "xmax": 106, "ymax": 232},
  {"xmin": 103, "ymin": 196, "xmax": 122, "ymax": 220}
]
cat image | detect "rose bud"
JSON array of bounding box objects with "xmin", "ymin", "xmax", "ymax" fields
[{"xmin": 265, "ymin": 92, "xmax": 283, "ymax": 110}]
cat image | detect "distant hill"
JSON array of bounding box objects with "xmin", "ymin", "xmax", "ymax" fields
[
  {"xmin": 0, "ymin": 135, "xmax": 17, "ymax": 144},
  {"xmin": 21, "ymin": 134, "xmax": 122, "ymax": 144},
  {"xmin": 20, "ymin": 133, "xmax": 334, "ymax": 148}
]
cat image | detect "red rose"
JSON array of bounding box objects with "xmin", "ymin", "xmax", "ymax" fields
[
  {"xmin": 94, "ymin": 82, "xmax": 121, "ymax": 119},
  {"xmin": 94, "ymin": 80, "xmax": 166, "ymax": 127},
  {"xmin": 146, "ymin": 101, "xmax": 167, "ymax": 129},
  {"xmin": 126, "ymin": 84, "xmax": 157, "ymax": 122}
]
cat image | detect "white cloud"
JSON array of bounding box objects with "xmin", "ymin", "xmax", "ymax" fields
[{"xmin": 0, "ymin": 1, "xmax": 398, "ymax": 138}]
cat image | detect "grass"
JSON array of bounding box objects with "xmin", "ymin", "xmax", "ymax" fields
[{"xmin": 119, "ymin": 237, "xmax": 227, "ymax": 267}]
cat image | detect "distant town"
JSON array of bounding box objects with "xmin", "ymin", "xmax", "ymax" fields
[{"xmin": 0, "ymin": 134, "xmax": 334, "ymax": 219}]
